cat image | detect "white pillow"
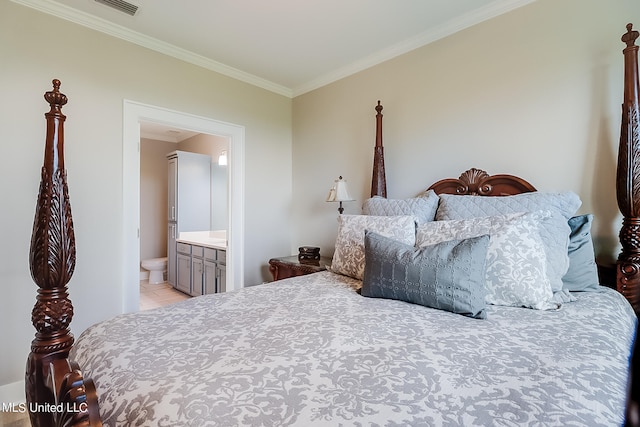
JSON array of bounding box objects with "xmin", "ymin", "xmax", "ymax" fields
[
  {"xmin": 331, "ymin": 215, "xmax": 416, "ymax": 280},
  {"xmin": 416, "ymin": 212, "xmax": 559, "ymax": 310}
]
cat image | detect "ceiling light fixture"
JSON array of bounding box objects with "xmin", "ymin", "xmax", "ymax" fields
[{"xmin": 218, "ymin": 151, "xmax": 228, "ymax": 166}]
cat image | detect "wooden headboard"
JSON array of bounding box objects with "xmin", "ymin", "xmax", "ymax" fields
[{"xmin": 427, "ymin": 167, "xmax": 536, "ymax": 196}]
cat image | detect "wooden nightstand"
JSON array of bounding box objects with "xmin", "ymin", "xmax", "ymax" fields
[{"xmin": 268, "ymin": 256, "xmax": 332, "ymax": 281}]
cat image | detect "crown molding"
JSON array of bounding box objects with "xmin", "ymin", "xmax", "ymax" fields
[
  {"xmin": 11, "ymin": 0, "xmax": 293, "ymax": 98},
  {"xmin": 292, "ymin": 0, "xmax": 537, "ymax": 97}
]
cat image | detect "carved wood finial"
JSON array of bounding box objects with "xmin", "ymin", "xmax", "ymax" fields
[
  {"xmin": 30, "ymin": 80, "xmax": 75, "ymax": 290},
  {"xmin": 26, "ymin": 79, "xmax": 82, "ymax": 426},
  {"xmin": 371, "ymin": 100, "xmax": 387, "ymax": 197},
  {"xmin": 44, "ymin": 79, "xmax": 68, "ymax": 114},
  {"xmin": 623, "ymin": 23, "xmax": 639, "ymax": 49},
  {"xmin": 375, "ymin": 100, "xmax": 383, "ymax": 116},
  {"xmin": 617, "ymin": 23, "xmax": 640, "ymax": 313},
  {"xmin": 26, "ymin": 80, "xmax": 102, "ymax": 427}
]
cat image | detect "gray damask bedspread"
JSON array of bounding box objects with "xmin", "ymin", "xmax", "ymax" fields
[{"xmin": 72, "ymin": 271, "xmax": 636, "ymax": 426}]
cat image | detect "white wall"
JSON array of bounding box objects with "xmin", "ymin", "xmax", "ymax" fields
[
  {"xmin": 292, "ymin": 0, "xmax": 639, "ymax": 261},
  {"xmin": 0, "ymin": 1, "xmax": 292, "ymax": 394}
]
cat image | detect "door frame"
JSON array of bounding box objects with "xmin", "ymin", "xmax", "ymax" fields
[{"xmin": 123, "ymin": 100, "xmax": 245, "ymax": 312}]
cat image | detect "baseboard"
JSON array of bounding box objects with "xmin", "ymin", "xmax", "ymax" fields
[{"xmin": 0, "ymin": 380, "xmax": 25, "ymax": 404}]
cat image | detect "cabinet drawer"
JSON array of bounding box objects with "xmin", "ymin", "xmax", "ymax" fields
[
  {"xmin": 192, "ymin": 245, "xmax": 204, "ymax": 258},
  {"xmin": 204, "ymin": 247, "xmax": 217, "ymax": 261},
  {"xmin": 217, "ymin": 250, "xmax": 226, "ymax": 264},
  {"xmin": 176, "ymin": 242, "xmax": 191, "ymax": 254}
]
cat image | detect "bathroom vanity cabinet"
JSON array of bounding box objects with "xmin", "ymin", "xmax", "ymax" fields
[{"xmin": 176, "ymin": 241, "xmax": 226, "ymax": 296}]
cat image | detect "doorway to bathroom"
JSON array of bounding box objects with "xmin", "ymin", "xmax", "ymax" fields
[
  {"xmin": 138, "ymin": 123, "xmax": 229, "ymax": 309},
  {"xmin": 123, "ymin": 100, "xmax": 245, "ymax": 313}
]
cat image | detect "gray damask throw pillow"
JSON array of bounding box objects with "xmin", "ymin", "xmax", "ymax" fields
[
  {"xmin": 416, "ymin": 212, "xmax": 559, "ymax": 310},
  {"xmin": 362, "ymin": 231, "xmax": 490, "ymax": 319},
  {"xmin": 436, "ymin": 192, "xmax": 581, "ymax": 294},
  {"xmin": 331, "ymin": 215, "xmax": 416, "ymax": 280}
]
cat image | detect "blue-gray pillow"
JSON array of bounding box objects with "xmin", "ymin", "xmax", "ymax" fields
[
  {"xmin": 362, "ymin": 190, "xmax": 439, "ymax": 225},
  {"xmin": 563, "ymin": 214, "xmax": 601, "ymax": 292},
  {"xmin": 361, "ymin": 230, "xmax": 490, "ymax": 319}
]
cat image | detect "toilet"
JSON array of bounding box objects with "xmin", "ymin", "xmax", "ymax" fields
[{"xmin": 141, "ymin": 257, "xmax": 167, "ymax": 284}]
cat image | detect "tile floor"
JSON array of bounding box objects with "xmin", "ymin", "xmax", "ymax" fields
[{"xmin": 139, "ymin": 279, "xmax": 190, "ymax": 310}]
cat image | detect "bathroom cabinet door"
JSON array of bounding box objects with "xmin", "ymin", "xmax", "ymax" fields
[
  {"xmin": 167, "ymin": 223, "xmax": 177, "ymax": 286},
  {"xmin": 191, "ymin": 257, "xmax": 204, "ymax": 297},
  {"xmin": 176, "ymin": 253, "xmax": 191, "ymax": 295},
  {"xmin": 204, "ymin": 260, "xmax": 216, "ymax": 294},
  {"xmin": 216, "ymin": 259, "xmax": 226, "ymax": 293}
]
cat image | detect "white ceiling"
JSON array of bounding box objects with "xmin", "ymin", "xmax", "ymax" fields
[
  {"xmin": 140, "ymin": 123, "xmax": 199, "ymax": 143},
  {"xmin": 14, "ymin": 0, "xmax": 535, "ymax": 97}
]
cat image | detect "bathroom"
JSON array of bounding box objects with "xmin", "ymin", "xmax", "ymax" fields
[{"xmin": 138, "ymin": 122, "xmax": 229, "ymax": 305}]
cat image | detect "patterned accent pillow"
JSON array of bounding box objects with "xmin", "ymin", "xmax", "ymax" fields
[
  {"xmin": 362, "ymin": 231, "xmax": 490, "ymax": 319},
  {"xmin": 331, "ymin": 215, "xmax": 416, "ymax": 280},
  {"xmin": 416, "ymin": 212, "xmax": 559, "ymax": 310},
  {"xmin": 563, "ymin": 214, "xmax": 601, "ymax": 292},
  {"xmin": 436, "ymin": 192, "xmax": 581, "ymax": 293},
  {"xmin": 362, "ymin": 190, "xmax": 439, "ymax": 225}
]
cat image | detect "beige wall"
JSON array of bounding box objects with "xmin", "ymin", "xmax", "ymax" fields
[
  {"xmin": 140, "ymin": 138, "xmax": 174, "ymax": 261},
  {"xmin": 292, "ymin": 0, "xmax": 638, "ymax": 260},
  {"xmin": 178, "ymin": 133, "xmax": 229, "ymax": 160},
  {"xmin": 0, "ymin": 1, "xmax": 292, "ymax": 392}
]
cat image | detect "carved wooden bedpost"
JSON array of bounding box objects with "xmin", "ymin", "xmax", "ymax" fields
[
  {"xmin": 26, "ymin": 80, "xmax": 101, "ymax": 427},
  {"xmin": 371, "ymin": 101, "xmax": 387, "ymax": 198},
  {"xmin": 617, "ymin": 24, "xmax": 640, "ymax": 314}
]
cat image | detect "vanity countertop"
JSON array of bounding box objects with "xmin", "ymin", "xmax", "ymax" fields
[{"xmin": 177, "ymin": 230, "xmax": 227, "ymax": 250}]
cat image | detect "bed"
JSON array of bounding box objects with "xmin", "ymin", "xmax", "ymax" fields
[{"xmin": 25, "ymin": 24, "xmax": 640, "ymax": 427}]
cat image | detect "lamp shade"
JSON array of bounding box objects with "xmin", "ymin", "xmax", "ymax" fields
[{"xmin": 326, "ymin": 176, "xmax": 354, "ymax": 202}]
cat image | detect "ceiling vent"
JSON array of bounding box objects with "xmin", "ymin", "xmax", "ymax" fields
[{"xmin": 94, "ymin": 0, "xmax": 139, "ymax": 16}]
